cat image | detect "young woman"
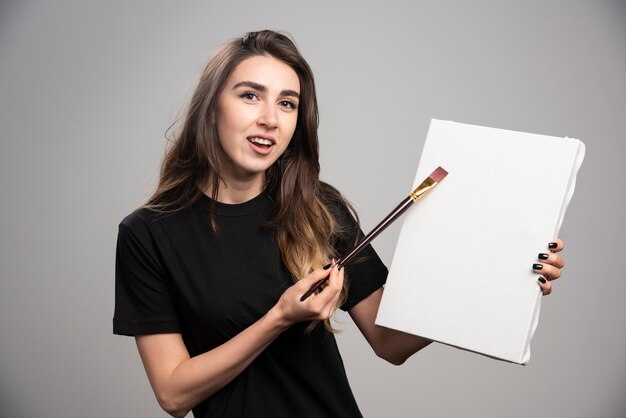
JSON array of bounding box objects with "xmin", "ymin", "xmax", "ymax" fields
[{"xmin": 113, "ymin": 30, "xmax": 565, "ymax": 418}]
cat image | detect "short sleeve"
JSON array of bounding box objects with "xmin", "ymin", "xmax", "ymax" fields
[
  {"xmin": 332, "ymin": 201, "xmax": 388, "ymax": 312},
  {"xmin": 113, "ymin": 216, "xmax": 181, "ymax": 336}
]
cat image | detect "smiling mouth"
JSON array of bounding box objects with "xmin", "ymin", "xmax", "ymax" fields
[{"xmin": 248, "ymin": 137, "xmax": 275, "ymax": 149}]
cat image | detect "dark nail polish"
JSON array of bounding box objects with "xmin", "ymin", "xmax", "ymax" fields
[
  {"xmin": 538, "ymin": 276, "xmax": 547, "ymax": 284},
  {"xmin": 548, "ymin": 242, "xmax": 558, "ymax": 249},
  {"xmin": 323, "ymin": 263, "xmax": 332, "ymax": 270},
  {"xmin": 533, "ymin": 263, "xmax": 543, "ymax": 270},
  {"xmin": 337, "ymin": 264, "xmax": 343, "ymax": 271},
  {"xmin": 538, "ymin": 253, "xmax": 549, "ymax": 260}
]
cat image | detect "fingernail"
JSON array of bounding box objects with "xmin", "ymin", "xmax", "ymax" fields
[
  {"xmin": 538, "ymin": 276, "xmax": 547, "ymax": 284},
  {"xmin": 337, "ymin": 264, "xmax": 343, "ymax": 271},
  {"xmin": 532, "ymin": 263, "xmax": 543, "ymax": 270},
  {"xmin": 323, "ymin": 263, "xmax": 332, "ymax": 270},
  {"xmin": 548, "ymin": 242, "xmax": 558, "ymax": 249},
  {"xmin": 538, "ymin": 253, "xmax": 549, "ymax": 260}
]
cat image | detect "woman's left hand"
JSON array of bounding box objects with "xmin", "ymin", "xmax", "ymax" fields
[{"xmin": 533, "ymin": 239, "xmax": 565, "ymax": 295}]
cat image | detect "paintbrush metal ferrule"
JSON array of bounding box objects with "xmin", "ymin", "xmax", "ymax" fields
[
  {"xmin": 410, "ymin": 179, "xmax": 436, "ymax": 202},
  {"xmin": 410, "ymin": 166, "xmax": 448, "ymax": 202}
]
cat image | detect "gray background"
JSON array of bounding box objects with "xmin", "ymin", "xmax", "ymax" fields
[{"xmin": 1, "ymin": 1, "xmax": 624, "ymax": 417}]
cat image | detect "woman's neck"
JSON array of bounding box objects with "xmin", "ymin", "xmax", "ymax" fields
[{"xmin": 208, "ymin": 174, "xmax": 265, "ymax": 204}]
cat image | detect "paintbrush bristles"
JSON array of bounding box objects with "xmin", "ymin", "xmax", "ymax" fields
[{"xmin": 430, "ymin": 166, "xmax": 448, "ymax": 182}]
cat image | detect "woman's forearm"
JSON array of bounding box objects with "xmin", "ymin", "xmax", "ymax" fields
[
  {"xmin": 136, "ymin": 307, "xmax": 290, "ymax": 417},
  {"xmin": 349, "ymin": 287, "xmax": 431, "ymax": 365},
  {"xmin": 369, "ymin": 326, "xmax": 432, "ymax": 365}
]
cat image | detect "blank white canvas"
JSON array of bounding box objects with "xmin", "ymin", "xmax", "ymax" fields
[{"xmin": 375, "ymin": 119, "xmax": 585, "ymax": 364}]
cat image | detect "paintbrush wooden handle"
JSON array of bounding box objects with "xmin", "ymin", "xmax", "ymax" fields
[
  {"xmin": 299, "ymin": 196, "xmax": 413, "ymax": 302},
  {"xmin": 337, "ymin": 196, "xmax": 413, "ymax": 268}
]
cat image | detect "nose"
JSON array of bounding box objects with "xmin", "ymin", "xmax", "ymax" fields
[{"xmin": 257, "ymin": 103, "xmax": 278, "ymax": 129}]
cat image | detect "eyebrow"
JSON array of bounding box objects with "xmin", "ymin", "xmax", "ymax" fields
[{"xmin": 232, "ymin": 81, "xmax": 300, "ymax": 99}]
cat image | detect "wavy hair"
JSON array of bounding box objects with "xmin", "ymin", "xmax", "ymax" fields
[{"xmin": 144, "ymin": 30, "xmax": 356, "ymax": 332}]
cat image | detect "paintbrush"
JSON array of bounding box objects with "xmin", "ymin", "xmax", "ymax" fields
[{"xmin": 300, "ymin": 166, "xmax": 448, "ymax": 302}]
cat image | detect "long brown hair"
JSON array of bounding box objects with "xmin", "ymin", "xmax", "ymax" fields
[{"xmin": 144, "ymin": 30, "xmax": 356, "ymax": 332}]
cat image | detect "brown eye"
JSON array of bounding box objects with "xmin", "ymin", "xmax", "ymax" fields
[
  {"xmin": 240, "ymin": 92, "xmax": 258, "ymax": 101},
  {"xmin": 279, "ymin": 100, "xmax": 297, "ymax": 110}
]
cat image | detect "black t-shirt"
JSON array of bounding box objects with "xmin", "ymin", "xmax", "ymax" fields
[{"xmin": 113, "ymin": 191, "xmax": 388, "ymax": 417}]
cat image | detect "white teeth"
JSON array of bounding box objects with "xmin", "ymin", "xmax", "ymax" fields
[{"xmin": 249, "ymin": 137, "xmax": 273, "ymax": 146}]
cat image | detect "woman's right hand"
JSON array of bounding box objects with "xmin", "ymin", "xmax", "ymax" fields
[{"xmin": 272, "ymin": 263, "xmax": 344, "ymax": 327}]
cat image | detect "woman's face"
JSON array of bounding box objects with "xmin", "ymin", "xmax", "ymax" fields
[{"xmin": 215, "ymin": 54, "xmax": 300, "ymax": 184}]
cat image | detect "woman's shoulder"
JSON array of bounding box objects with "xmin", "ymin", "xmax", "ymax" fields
[
  {"xmin": 319, "ymin": 181, "xmax": 345, "ymax": 209},
  {"xmin": 120, "ymin": 206, "xmax": 156, "ymax": 228},
  {"xmin": 319, "ymin": 182, "xmax": 360, "ymax": 233},
  {"xmin": 118, "ymin": 204, "xmax": 182, "ymax": 235},
  {"xmin": 119, "ymin": 196, "xmax": 207, "ymax": 241},
  {"xmin": 320, "ymin": 181, "xmax": 355, "ymax": 212}
]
